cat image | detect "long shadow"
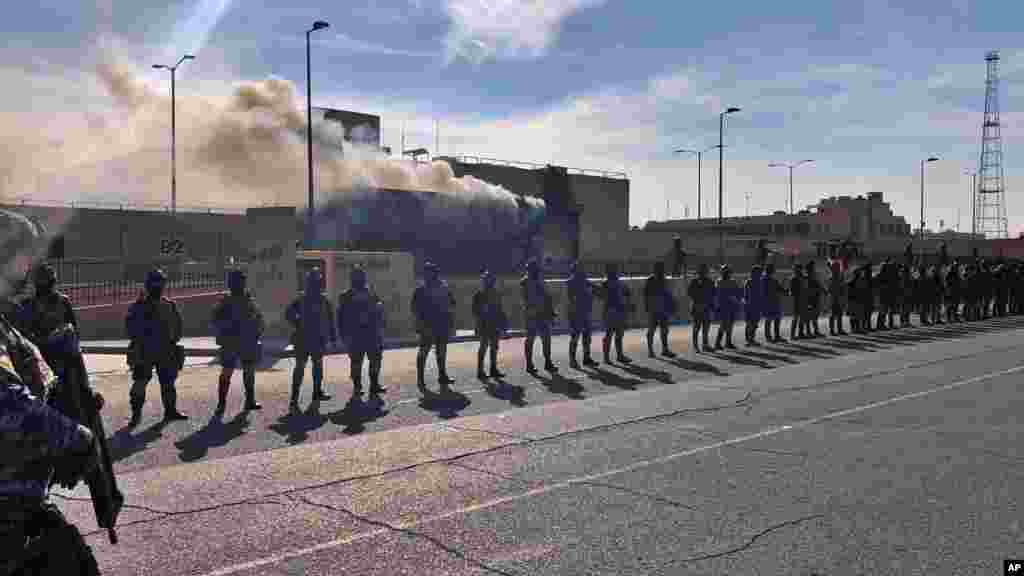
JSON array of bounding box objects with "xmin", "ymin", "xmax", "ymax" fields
[
  {"xmin": 175, "ymin": 411, "xmax": 253, "ymax": 463},
  {"xmin": 483, "ymin": 378, "xmax": 528, "ymax": 407},
  {"xmin": 418, "ymin": 388, "xmax": 472, "ymax": 419},
  {"xmin": 108, "ymin": 420, "xmax": 169, "ymax": 463},
  {"xmin": 765, "ymin": 341, "xmax": 836, "ymax": 359},
  {"xmin": 661, "ymin": 356, "xmax": 729, "ymax": 377},
  {"xmin": 739, "ymin": 348, "xmax": 801, "ymax": 364},
  {"xmin": 579, "ymin": 365, "xmax": 645, "ymax": 391},
  {"xmin": 328, "ymin": 395, "xmax": 390, "ymax": 435},
  {"xmin": 815, "ymin": 337, "xmax": 884, "ymax": 352},
  {"xmin": 617, "ymin": 362, "xmax": 675, "ymax": 384},
  {"xmin": 268, "ymin": 400, "xmax": 329, "ymax": 445},
  {"xmin": 528, "ymin": 370, "xmax": 587, "ymax": 399},
  {"xmin": 705, "ymin": 350, "xmax": 773, "ymax": 369}
]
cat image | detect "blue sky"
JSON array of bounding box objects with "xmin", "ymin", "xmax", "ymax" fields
[{"xmin": 2, "ymin": 0, "xmax": 1023, "ymax": 234}]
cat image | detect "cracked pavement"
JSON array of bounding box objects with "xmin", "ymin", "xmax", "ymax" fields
[{"xmin": 50, "ymin": 317, "xmax": 1024, "ymax": 574}]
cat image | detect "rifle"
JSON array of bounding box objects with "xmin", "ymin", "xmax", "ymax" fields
[{"xmin": 43, "ymin": 324, "xmax": 124, "ymax": 545}]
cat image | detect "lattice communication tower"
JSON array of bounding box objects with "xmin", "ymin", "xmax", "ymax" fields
[{"xmin": 975, "ymin": 50, "xmax": 1008, "ymax": 239}]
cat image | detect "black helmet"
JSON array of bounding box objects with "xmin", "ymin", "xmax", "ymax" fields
[{"xmin": 145, "ymin": 268, "xmax": 167, "ymax": 289}]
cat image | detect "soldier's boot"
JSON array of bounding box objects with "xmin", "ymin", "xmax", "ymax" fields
[
  {"xmin": 602, "ymin": 336, "xmax": 613, "ymax": 364},
  {"xmin": 289, "ymin": 379, "xmax": 301, "ymax": 413},
  {"xmin": 369, "ymin": 375, "xmax": 385, "ymax": 397},
  {"xmin": 615, "ymin": 334, "xmax": 632, "ymax": 364},
  {"xmin": 646, "ymin": 331, "xmax": 656, "ymax": 358},
  {"xmin": 128, "ymin": 399, "xmax": 143, "ymax": 428},
  {"xmin": 569, "ymin": 339, "xmax": 580, "ymax": 369},
  {"xmin": 163, "ymin": 386, "xmax": 187, "ymax": 421},
  {"xmin": 243, "ymin": 371, "xmax": 261, "ymax": 410},
  {"xmin": 416, "ymin": 352, "xmax": 428, "ymax": 393},
  {"xmin": 215, "ymin": 374, "xmax": 230, "ymax": 416},
  {"xmin": 352, "ymin": 370, "xmax": 364, "ymax": 398}
]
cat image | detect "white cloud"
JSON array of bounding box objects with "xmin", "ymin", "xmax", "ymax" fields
[{"xmin": 442, "ymin": 0, "xmax": 605, "ymax": 63}]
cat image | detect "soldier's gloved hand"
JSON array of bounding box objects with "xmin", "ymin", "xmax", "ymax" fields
[
  {"xmin": 53, "ymin": 424, "xmax": 100, "ymax": 490},
  {"xmin": 94, "ymin": 391, "xmax": 105, "ymax": 411}
]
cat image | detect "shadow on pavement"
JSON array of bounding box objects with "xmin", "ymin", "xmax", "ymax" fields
[
  {"xmin": 418, "ymin": 388, "xmax": 472, "ymax": 419},
  {"xmin": 175, "ymin": 411, "xmax": 253, "ymax": 463},
  {"xmin": 529, "ymin": 371, "xmax": 587, "ymax": 399},
  {"xmin": 580, "ymin": 366, "xmax": 644, "ymax": 391},
  {"xmin": 484, "ymin": 378, "xmax": 528, "ymax": 407},
  {"xmin": 329, "ymin": 395, "xmax": 389, "ymax": 435},
  {"xmin": 662, "ymin": 356, "xmax": 729, "ymax": 377},
  {"xmin": 707, "ymin": 350, "xmax": 773, "ymax": 369},
  {"xmin": 108, "ymin": 420, "xmax": 168, "ymax": 464},
  {"xmin": 766, "ymin": 341, "xmax": 837, "ymax": 358},
  {"xmin": 740, "ymin": 348, "xmax": 801, "ymax": 364},
  {"xmin": 268, "ymin": 400, "xmax": 329, "ymax": 445},
  {"xmin": 817, "ymin": 337, "xmax": 884, "ymax": 352},
  {"xmin": 617, "ymin": 362, "xmax": 675, "ymax": 384}
]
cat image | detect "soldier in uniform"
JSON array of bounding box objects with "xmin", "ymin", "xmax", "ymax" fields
[
  {"xmin": 899, "ymin": 264, "xmax": 915, "ymax": 327},
  {"xmin": 789, "ymin": 264, "xmax": 805, "ymax": 340},
  {"xmin": 20, "ymin": 264, "xmax": 78, "ymax": 355},
  {"xmin": 930, "ymin": 265, "xmax": 946, "ymax": 325},
  {"xmin": 945, "ymin": 261, "xmax": 962, "ymax": 323},
  {"xmin": 804, "ymin": 260, "xmax": 825, "ymax": 338},
  {"xmin": 762, "ymin": 263, "xmax": 786, "ymax": 343},
  {"xmin": 566, "ymin": 262, "xmax": 598, "ymax": 369},
  {"xmin": 0, "ymin": 312, "xmax": 104, "ymax": 575},
  {"xmin": 286, "ymin": 268, "xmax": 336, "ymax": 412},
  {"xmin": 125, "ymin": 269, "xmax": 186, "ymax": 427},
  {"xmin": 412, "ymin": 262, "xmax": 456, "ymax": 393},
  {"xmin": 597, "ymin": 263, "xmax": 632, "ymax": 363},
  {"xmin": 743, "ymin": 264, "xmax": 764, "ymax": 346},
  {"xmin": 471, "ymin": 269, "xmax": 506, "ymax": 379},
  {"xmin": 521, "ymin": 261, "xmax": 558, "ymax": 373},
  {"xmin": 211, "ymin": 269, "xmax": 264, "ymax": 415},
  {"xmin": 645, "ymin": 262, "xmax": 678, "ymax": 357},
  {"xmin": 827, "ymin": 259, "xmax": 846, "ymax": 336},
  {"xmin": 687, "ymin": 263, "xmax": 715, "ymax": 353},
  {"xmin": 714, "ymin": 264, "xmax": 741, "ymax": 350},
  {"xmin": 337, "ymin": 267, "xmax": 386, "ymax": 399}
]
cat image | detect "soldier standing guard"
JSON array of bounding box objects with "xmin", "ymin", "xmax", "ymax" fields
[
  {"xmin": 337, "ymin": 267, "xmax": 386, "ymax": 400},
  {"xmin": 472, "ymin": 270, "xmax": 507, "ymax": 379},
  {"xmin": 714, "ymin": 265, "xmax": 741, "ymax": 350},
  {"xmin": 286, "ymin": 269, "xmax": 336, "ymax": 413},
  {"xmin": 521, "ymin": 261, "xmax": 558, "ymax": 374},
  {"xmin": 412, "ymin": 262, "xmax": 456, "ymax": 394},
  {"xmin": 125, "ymin": 269, "xmax": 186, "ymax": 427},
  {"xmin": 803, "ymin": 261, "xmax": 824, "ymax": 338},
  {"xmin": 763, "ymin": 263, "xmax": 785, "ymax": 343},
  {"xmin": 645, "ymin": 262, "xmax": 678, "ymax": 357},
  {"xmin": 20, "ymin": 264, "xmax": 78, "ymax": 355},
  {"xmin": 567, "ymin": 262, "xmax": 597, "ymax": 369},
  {"xmin": 743, "ymin": 264, "xmax": 764, "ymax": 346},
  {"xmin": 827, "ymin": 259, "xmax": 846, "ymax": 336},
  {"xmin": 211, "ymin": 269, "xmax": 264, "ymax": 415},
  {"xmin": 688, "ymin": 263, "xmax": 715, "ymax": 353},
  {"xmin": 789, "ymin": 264, "xmax": 806, "ymax": 340},
  {"xmin": 597, "ymin": 263, "xmax": 632, "ymax": 364}
]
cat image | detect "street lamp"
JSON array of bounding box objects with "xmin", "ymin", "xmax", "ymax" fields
[
  {"xmin": 964, "ymin": 169, "xmax": 977, "ymax": 239},
  {"xmin": 768, "ymin": 159, "xmax": 814, "ymax": 215},
  {"xmin": 718, "ymin": 107, "xmax": 741, "ymax": 264},
  {"xmin": 305, "ymin": 20, "xmax": 330, "ymax": 249},
  {"xmin": 152, "ymin": 54, "xmax": 195, "ymax": 214},
  {"xmin": 920, "ymin": 156, "xmax": 939, "ymax": 239},
  {"xmin": 673, "ymin": 144, "xmax": 720, "ymax": 220}
]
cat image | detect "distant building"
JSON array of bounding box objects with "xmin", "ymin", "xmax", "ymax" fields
[{"xmin": 644, "ymin": 192, "xmax": 911, "ymax": 243}]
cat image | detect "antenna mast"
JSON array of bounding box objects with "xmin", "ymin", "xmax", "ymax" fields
[{"xmin": 976, "ymin": 50, "xmax": 1009, "ymax": 238}]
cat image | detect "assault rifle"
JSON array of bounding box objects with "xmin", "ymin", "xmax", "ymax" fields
[{"xmin": 43, "ymin": 324, "xmax": 124, "ymax": 544}]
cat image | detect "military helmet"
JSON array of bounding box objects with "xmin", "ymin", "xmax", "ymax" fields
[
  {"xmin": 227, "ymin": 269, "xmax": 246, "ymax": 291},
  {"xmin": 34, "ymin": 263, "xmax": 56, "ymax": 284}
]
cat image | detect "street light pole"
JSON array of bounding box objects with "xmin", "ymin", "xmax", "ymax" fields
[
  {"xmin": 717, "ymin": 107, "xmax": 741, "ymax": 264},
  {"xmin": 768, "ymin": 159, "xmax": 814, "ymax": 215},
  {"xmin": 673, "ymin": 144, "xmax": 719, "ymax": 220},
  {"xmin": 920, "ymin": 156, "xmax": 939, "ymax": 239},
  {"xmin": 152, "ymin": 54, "xmax": 194, "ymax": 214},
  {"xmin": 305, "ymin": 20, "xmax": 330, "ymax": 250}
]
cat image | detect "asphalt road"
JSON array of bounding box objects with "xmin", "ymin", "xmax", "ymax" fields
[{"xmin": 55, "ymin": 316, "xmax": 1024, "ymax": 575}]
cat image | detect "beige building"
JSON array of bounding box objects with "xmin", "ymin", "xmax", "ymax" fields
[{"xmin": 645, "ymin": 192, "xmax": 912, "ymax": 243}]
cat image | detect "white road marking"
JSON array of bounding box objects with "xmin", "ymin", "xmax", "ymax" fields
[{"xmin": 196, "ymin": 362, "xmax": 1024, "ymax": 576}]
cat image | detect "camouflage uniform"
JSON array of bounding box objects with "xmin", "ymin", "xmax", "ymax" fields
[
  {"xmin": 125, "ymin": 269, "xmax": 186, "ymax": 426},
  {"xmin": 0, "ymin": 313, "xmax": 100, "ymax": 576},
  {"xmin": 212, "ymin": 270, "xmax": 265, "ymax": 414}
]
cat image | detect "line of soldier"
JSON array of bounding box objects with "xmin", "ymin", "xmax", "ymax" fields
[{"xmin": 14, "ymin": 255, "xmax": 1024, "ymax": 425}]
